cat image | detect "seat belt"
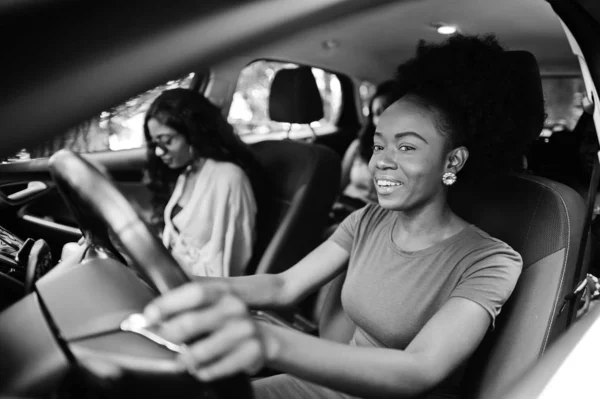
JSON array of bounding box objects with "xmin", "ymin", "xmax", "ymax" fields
[{"xmin": 564, "ymin": 106, "xmax": 599, "ymax": 323}]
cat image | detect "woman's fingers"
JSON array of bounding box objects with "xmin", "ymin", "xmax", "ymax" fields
[
  {"xmin": 157, "ymin": 294, "xmax": 248, "ymax": 343},
  {"xmin": 141, "ymin": 279, "xmax": 268, "ymax": 381},
  {"xmin": 186, "ymin": 338, "xmax": 266, "ymax": 381},
  {"xmin": 143, "ymin": 280, "xmax": 230, "ymax": 324},
  {"xmin": 181, "ymin": 315, "xmax": 261, "ymax": 369}
]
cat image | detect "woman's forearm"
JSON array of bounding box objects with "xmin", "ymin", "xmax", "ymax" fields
[
  {"xmin": 261, "ymin": 324, "xmax": 433, "ymax": 399},
  {"xmin": 195, "ymin": 274, "xmax": 292, "ymax": 309}
]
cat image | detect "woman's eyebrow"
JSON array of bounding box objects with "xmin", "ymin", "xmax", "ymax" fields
[
  {"xmin": 374, "ymin": 131, "xmax": 428, "ymax": 144},
  {"xmin": 394, "ymin": 131, "xmax": 428, "ymax": 144}
]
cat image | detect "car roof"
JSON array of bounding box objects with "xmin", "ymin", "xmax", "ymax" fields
[
  {"xmin": 0, "ymin": 0, "xmax": 581, "ymax": 158},
  {"xmin": 239, "ymin": 0, "xmax": 577, "ymax": 83}
]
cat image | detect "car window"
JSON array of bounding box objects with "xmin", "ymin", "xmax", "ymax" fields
[
  {"xmin": 541, "ymin": 76, "xmax": 587, "ymax": 135},
  {"xmin": 227, "ymin": 60, "xmax": 342, "ymax": 143},
  {"xmin": 359, "ymin": 81, "xmax": 376, "ymax": 118},
  {"xmin": 5, "ymin": 73, "xmax": 196, "ymax": 162}
]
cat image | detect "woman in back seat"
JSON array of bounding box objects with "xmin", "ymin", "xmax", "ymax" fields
[{"xmin": 141, "ymin": 35, "xmax": 541, "ymax": 399}]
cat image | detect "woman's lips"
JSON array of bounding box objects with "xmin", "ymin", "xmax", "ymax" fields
[{"xmin": 374, "ymin": 178, "xmax": 404, "ymax": 195}]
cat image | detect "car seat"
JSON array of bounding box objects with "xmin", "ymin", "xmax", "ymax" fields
[
  {"xmin": 313, "ymin": 51, "xmax": 587, "ymax": 399},
  {"xmin": 246, "ymin": 66, "xmax": 341, "ymax": 275}
]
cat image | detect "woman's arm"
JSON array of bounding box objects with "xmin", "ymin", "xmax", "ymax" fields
[
  {"xmin": 258, "ymin": 297, "xmax": 490, "ymax": 398},
  {"xmin": 340, "ymin": 138, "xmax": 360, "ymax": 190},
  {"xmin": 198, "ymin": 240, "xmax": 350, "ymax": 309},
  {"xmin": 148, "ymin": 288, "xmax": 490, "ymax": 398}
]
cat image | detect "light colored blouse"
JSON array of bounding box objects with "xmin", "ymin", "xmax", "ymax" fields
[{"xmin": 162, "ymin": 158, "xmax": 257, "ymax": 277}]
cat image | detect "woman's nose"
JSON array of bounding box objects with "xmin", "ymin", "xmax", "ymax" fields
[
  {"xmin": 375, "ymin": 151, "xmax": 397, "ymax": 170},
  {"xmin": 155, "ymin": 145, "xmax": 166, "ymax": 157}
]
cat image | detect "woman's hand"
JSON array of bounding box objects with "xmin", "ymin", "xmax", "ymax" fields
[{"xmin": 143, "ymin": 280, "xmax": 277, "ymax": 381}]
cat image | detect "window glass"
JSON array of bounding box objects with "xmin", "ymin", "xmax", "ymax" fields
[
  {"xmin": 227, "ymin": 60, "xmax": 342, "ymax": 143},
  {"xmin": 527, "ymin": 76, "xmax": 590, "ymax": 189},
  {"xmin": 541, "ymin": 76, "xmax": 586, "ymax": 136},
  {"xmin": 6, "ymin": 73, "xmax": 195, "ymax": 162},
  {"xmin": 359, "ymin": 81, "xmax": 376, "ymax": 118}
]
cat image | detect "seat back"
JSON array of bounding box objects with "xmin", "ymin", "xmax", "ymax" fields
[
  {"xmin": 245, "ymin": 65, "xmax": 340, "ymax": 275},
  {"xmin": 248, "ymin": 140, "xmax": 340, "ymax": 275},
  {"xmin": 448, "ymin": 175, "xmax": 585, "ymax": 398}
]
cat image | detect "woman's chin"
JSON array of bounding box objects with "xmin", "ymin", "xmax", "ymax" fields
[
  {"xmin": 376, "ymin": 196, "xmax": 404, "ymax": 210},
  {"xmin": 164, "ymin": 160, "xmax": 182, "ymax": 169}
]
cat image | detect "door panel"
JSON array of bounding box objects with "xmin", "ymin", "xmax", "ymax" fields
[{"xmin": 0, "ymin": 148, "xmax": 152, "ymax": 260}]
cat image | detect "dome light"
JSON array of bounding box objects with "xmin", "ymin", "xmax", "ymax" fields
[{"xmin": 437, "ymin": 25, "xmax": 457, "ymax": 35}]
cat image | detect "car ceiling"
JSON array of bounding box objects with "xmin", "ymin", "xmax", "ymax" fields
[
  {"xmin": 236, "ymin": 0, "xmax": 578, "ymax": 83},
  {"xmin": 0, "ymin": 0, "xmax": 580, "ymax": 159}
]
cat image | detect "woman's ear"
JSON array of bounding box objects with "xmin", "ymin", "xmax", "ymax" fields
[{"xmin": 445, "ymin": 146, "xmax": 469, "ymax": 173}]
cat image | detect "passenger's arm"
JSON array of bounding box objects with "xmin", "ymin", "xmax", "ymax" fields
[
  {"xmin": 198, "ymin": 240, "xmax": 350, "ymax": 309},
  {"xmin": 340, "ymin": 139, "xmax": 360, "ymax": 190},
  {"xmin": 220, "ymin": 175, "xmax": 257, "ymax": 278}
]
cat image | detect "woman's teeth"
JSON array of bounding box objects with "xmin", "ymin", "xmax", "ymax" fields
[
  {"xmin": 376, "ymin": 179, "xmax": 402, "ymax": 187},
  {"xmin": 375, "ymin": 179, "xmax": 403, "ymax": 195}
]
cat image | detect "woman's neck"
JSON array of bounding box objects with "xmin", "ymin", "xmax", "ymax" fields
[
  {"xmin": 391, "ymin": 195, "xmax": 466, "ymax": 252},
  {"xmin": 187, "ymin": 157, "xmax": 207, "ymax": 175}
]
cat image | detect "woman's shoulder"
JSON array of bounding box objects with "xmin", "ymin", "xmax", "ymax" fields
[
  {"xmin": 463, "ymin": 225, "xmax": 514, "ymax": 248},
  {"xmin": 459, "ymin": 225, "xmax": 522, "ymax": 267},
  {"xmin": 348, "ymin": 203, "xmax": 395, "ymax": 230},
  {"xmin": 203, "ymin": 159, "xmax": 249, "ymax": 183}
]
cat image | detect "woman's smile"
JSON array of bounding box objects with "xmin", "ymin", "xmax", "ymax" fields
[{"xmin": 374, "ymin": 177, "xmax": 404, "ymax": 195}]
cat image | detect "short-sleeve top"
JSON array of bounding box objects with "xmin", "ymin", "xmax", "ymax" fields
[{"xmin": 329, "ymin": 203, "xmax": 522, "ymax": 351}]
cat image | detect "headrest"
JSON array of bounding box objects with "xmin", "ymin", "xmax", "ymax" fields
[
  {"xmin": 268, "ymin": 66, "xmax": 324, "ymax": 124},
  {"xmin": 504, "ymin": 51, "xmax": 545, "ymax": 147}
]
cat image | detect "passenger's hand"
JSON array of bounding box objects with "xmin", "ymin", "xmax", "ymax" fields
[{"xmin": 143, "ymin": 280, "xmax": 277, "ymax": 381}]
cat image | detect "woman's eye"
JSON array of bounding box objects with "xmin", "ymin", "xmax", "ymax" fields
[
  {"xmin": 398, "ymin": 145, "xmax": 416, "ymax": 152},
  {"xmin": 372, "ymin": 144, "xmax": 384, "ymax": 153}
]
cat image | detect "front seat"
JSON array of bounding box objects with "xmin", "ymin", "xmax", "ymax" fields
[
  {"xmin": 246, "ymin": 66, "xmax": 341, "ymax": 275},
  {"xmin": 314, "ymin": 51, "xmax": 586, "ymax": 399}
]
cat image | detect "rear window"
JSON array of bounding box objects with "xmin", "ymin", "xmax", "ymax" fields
[
  {"xmin": 541, "ymin": 76, "xmax": 587, "ymax": 135},
  {"xmin": 227, "ymin": 60, "xmax": 342, "ymax": 143}
]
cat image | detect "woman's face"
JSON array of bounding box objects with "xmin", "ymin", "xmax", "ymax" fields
[
  {"xmin": 371, "ymin": 95, "xmax": 393, "ymax": 127},
  {"xmin": 147, "ymin": 118, "xmax": 194, "ymax": 169},
  {"xmin": 369, "ymin": 97, "xmax": 450, "ymax": 211}
]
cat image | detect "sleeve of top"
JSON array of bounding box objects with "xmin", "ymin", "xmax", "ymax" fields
[
  {"xmin": 221, "ymin": 171, "xmax": 257, "ymax": 277},
  {"xmin": 186, "ymin": 165, "xmax": 257, "ymax": 278},
  {"xmin": 449, "ymin": 244, "xmax": 523, "ymax": 328},
  {"xmin": 328, "ymin": 205, "xmax": 370, "ymax": 253}
]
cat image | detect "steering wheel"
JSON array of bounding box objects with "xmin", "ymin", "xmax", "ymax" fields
[
  {"xmin": 49, "ymin": 149, "xmax": 190, "ymax": 293},
  {"xmin": 0, "ymin": 150, "xmax": 252, "ymax": 398}
]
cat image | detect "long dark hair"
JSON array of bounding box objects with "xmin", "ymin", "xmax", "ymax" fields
[{"xmin": 143, "ymin": 88, "xmax": 264, "ymax": 230}]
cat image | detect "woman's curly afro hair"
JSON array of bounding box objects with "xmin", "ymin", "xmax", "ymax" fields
[{"xmin": 395, "ymin": 34, "xmax": 546, "ymax": 182}]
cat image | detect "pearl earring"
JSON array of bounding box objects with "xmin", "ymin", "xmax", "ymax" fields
[{"xmin": 442, "ymin": 172, "xmax": 457, "ymax": 186}]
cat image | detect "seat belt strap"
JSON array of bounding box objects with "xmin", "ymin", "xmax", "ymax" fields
[{"xmin": 567, "ymin": 109, "xmax": 598, "ymax": 322}]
